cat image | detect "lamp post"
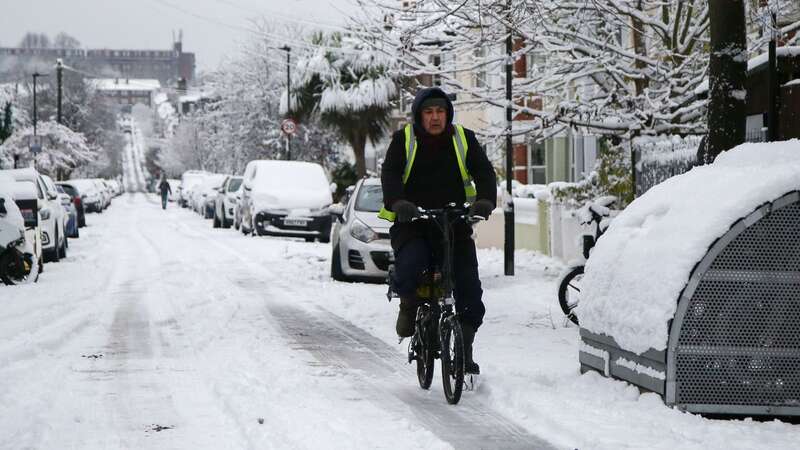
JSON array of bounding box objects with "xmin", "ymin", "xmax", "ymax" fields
[
  {"xmin": 280, "ymin": 45, "xmax": 292, "ymax": 160},
  {"xmin": 32, "ymin": 72, "xmax": 49, "ymax": 138}
]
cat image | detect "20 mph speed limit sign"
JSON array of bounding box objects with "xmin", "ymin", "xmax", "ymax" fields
[{"xmin": 281, "ymin": 119, "xmax": 297, "ymax": 135}]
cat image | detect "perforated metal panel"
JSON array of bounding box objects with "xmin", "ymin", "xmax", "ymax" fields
[{"xmin": 668, "ymin": 193, "xmax": 800, "ymax": 414}]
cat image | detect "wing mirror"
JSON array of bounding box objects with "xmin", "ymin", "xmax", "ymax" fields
[{"xmin": 329, "ymin": 203, "xmax": 345, "ymax": 222}]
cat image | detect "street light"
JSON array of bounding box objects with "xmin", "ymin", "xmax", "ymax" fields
[
  {"xmin": 280, "ymin": 45, "xmax": 292, "ymax": 160},
  {"xmin": 31, "ymin": 72, "xmax": 49, "ymax": 138}
]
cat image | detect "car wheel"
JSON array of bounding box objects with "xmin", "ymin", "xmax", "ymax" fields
[
  {"xmin": 330, "ymin": 244, "xmax": 348, "ymax": 282},
  {"xmin": 222, "ymin": 210, "xmax": 231, "ymax": 229},
  {"xmin": 213, "ymin": 215, "xmax": 221, "ymax": 228},
  {"xmin": 59, "ymin": 233, "xmax": 67, "ymax": 259}
]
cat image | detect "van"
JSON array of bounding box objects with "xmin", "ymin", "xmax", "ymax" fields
[{"xmin": 240, "ymin": 160, "xmax": 334, "ymax": 242}]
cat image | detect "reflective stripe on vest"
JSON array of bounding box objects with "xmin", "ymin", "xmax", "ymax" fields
[{"xmin": 378, "ymin": 124, "xmax": 476, "ymax": 222}]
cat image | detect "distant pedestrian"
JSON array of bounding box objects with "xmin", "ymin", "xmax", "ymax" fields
[{"xmin": 158, "ymin": 175, "xmax": 172, "ymax": 209}]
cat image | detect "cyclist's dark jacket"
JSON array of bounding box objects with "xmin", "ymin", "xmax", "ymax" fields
[{"xmin": 381, "ymin": 87, "xmax": 497, "ymax": 251}]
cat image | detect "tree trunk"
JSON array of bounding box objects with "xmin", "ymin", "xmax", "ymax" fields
[
  {"xmin": 351, "ymin": 133, "xmax": 367, "ymax": 177},
  {"xmin": 706, "ymin": 0, "xmax": 747, "ymax": 164},
  {"xmin": 632, "ymin": 0, "xmax": 650, "ymax": 96}
]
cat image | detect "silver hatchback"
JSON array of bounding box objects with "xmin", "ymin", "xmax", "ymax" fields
[{"xmin": 330, "ymin": 178, "xmax": 392, "ymax": 282}]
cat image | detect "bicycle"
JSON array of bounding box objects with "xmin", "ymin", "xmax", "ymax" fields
[
  {"xmin": 557, "ymin": 197, "xmax": 615, "ymax": 325},
  {"xmin": 386, "ymin": 203, "xmax": 481, "ymax": 405}
]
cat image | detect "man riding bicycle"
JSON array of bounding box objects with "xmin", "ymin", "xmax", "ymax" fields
[{"xmin": 379, "ymin": 87, "xmax": 497, "ymax": 374}]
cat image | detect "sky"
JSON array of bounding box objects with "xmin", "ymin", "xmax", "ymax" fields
[{"xmin": 0, "ymin": 0, "xmax": 363, "ymax": 71}]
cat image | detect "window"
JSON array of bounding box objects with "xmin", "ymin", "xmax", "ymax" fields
[
  {"xmin": 528, "ymin": 142, "xmax": 546, "ymax": 184},
  {"xmin": 474, "ymin": 48, "xmax": 487, "ymax": 88},
  {"xmin": 432, "ymin": 55, "xmax": 442, "ymax": 86},
  {"xmin": 227, "ymin": 178, "xmax": 243, "ymax": 192},
  {"xmin": 354, "ymin": 185, "xmax": 383, "ymax": 212}
]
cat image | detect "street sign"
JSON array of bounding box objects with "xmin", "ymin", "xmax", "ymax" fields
[
  {"xmin": 28, "ymin": 135, "xmax": 43, "ymax": 155},
  {"xmin": 281, "ymin": 118, "xmax": 297, "ymax": 135}
]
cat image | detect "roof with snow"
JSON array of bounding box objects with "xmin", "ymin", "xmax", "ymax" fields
[
  {"xmin": 92, "ymin": 78, "xmax": 161, "ymax": 92},
  {"xmin": 580, "ymin": 139, "xmax": 800, "ymax": 355}
]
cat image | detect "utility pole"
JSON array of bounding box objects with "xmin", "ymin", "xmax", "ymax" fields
[
  {"xmin": 32, "ymin": 72, "xmax": 49, "ymax": 137},
  {"xmin": 280, "ymin": 45, "xmax": 292, "ymax": 161},
  {"xmin": 56, "ymin": 59, "xmax": 64, "ymax": 125},
  {"xmin": 767, "ymin": 11, "xmax": 780, "ymax": 141},
  {"xmin": 504, "ymin": 0, "xmax": 515, "ymax": 276}
]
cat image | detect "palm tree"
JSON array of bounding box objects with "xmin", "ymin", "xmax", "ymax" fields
[{"xmin": 292, "ymin": 33, "xmax": 399, "ymax": 177}]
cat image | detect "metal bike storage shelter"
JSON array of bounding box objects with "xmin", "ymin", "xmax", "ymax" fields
[{"xmin": 577, "ymin": 141, "xmax": 800, "ymax": 416}]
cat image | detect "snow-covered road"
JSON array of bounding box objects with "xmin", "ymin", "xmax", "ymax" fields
[{"xmin": 2, "ymin": 195, "xmax": 800, "ymax": 449}]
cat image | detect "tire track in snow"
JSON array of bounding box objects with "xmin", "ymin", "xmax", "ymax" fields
[
  {"xmin": 185, "ymin": 222, "xmax": 555, "ymax": 450},
  {"xmin": 267, "ymin": 303, "xmax": 554, "ymax": 450}
]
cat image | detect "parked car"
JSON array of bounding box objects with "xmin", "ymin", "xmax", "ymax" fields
[
  {"xmin": 0, "ymin": 173, "xmax": 40, "ymax": 284},
  {"xmin": 233, "ymin": 182, "xmax": 245, "ymax": 230},
  {"xmin": 213, "ymin": 176, "xmax": 242, "ymax": 228},
  {"xmin": 2, "ymin": 168, "xmax": 66, "ymax": 263},
  {"xmin": 179, "ymin": 170, "xmax": 207, "ymax": 208},
  {"xmin": 67, "ymin": 179, "xmax": 103, "ymax": 213},
  {"xmin": 166, "ymin": 179, "xmax": 180, "ymax": 202},
  {"xmin": 93, "ymin": 179, "xmax": 112, "ymax": 210},
  {"xmin": 194, "ymin": 174, "xmax": 227, "ymax": 218},
  {"xmin": 56, "ymin": 181, "xmax": 86, "ymax": 227},
  {"xmin": 240, "ymin": 160, "xmax": 334, "ymax": 242},
  {"xmin": 56, "ymin": 185, "xmax": 79, "ymax": 238},
  {"xmin": 329, "ymin": 178, "xmax": 392, "ymax": 282},
  {"xmin": 10, "ymin": 179, "xmax": 43, "ymax": 275}
]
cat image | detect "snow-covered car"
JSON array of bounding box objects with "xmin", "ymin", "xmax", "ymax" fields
[
  {"xmin": 93, "ymin": 179, "xmax": 112, "ymax": 209},
  {"xmin": 179, "ymin": 170, "xmax": 207, "ymax": 208},
  {"xmin": 2, "ymin": 168, "xmax": 66, "ymax": 263},
  {"xmin": 195, "ymin": 174, "xmax": 227, "ymax": 218},
  {"xmin": 40, "ymin": 174, "xmax": 69, "ymax": 260},
  {"xmin": 9, "ymin": 179, "xmax": 43, "ymax": 275},
  {"xmin": 240, "ymin": 160, "xmax": 334, "ymax": 242},
  {"xmin": 166, "ymin": 179, "xmax": 180, "ymax": 202},
  {"xmin": 213, "ymin": 175, "xmax": 242, "ymax": 228},
  {"xmin": 56, "ymin": 181, "xmax": 86, "ymax": 227},
  {"xmin": 67, "ymin": 179, "xmax": 103, "ymax": 213},
  {"xmin": 0, "ymin": 174, "xmax": 40, "ymax": 283},
  {"xmin": 329, "ymin": 178, "xmax": 391, "ymax": 282}
]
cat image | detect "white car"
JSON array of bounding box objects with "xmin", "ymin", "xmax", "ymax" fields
[
  {"xmin": 0, "ymin": 174, "xmax": 40, "ymax": 283},
  {"xmin": 68, "ymin": 179, "xmax": 103, "ymax": 213},
  {"xmin": 329, "ymin": 178, "xmax": 392, "ymax": 282},
  {"xmin": 179, "ymin": 170, "xmax": 207, "ymax": 208},
  {"xmin": 195, "ymin": 174, "xmax": 227, "ymax": 218},
  {"xmin": 2, "ymin": 168, "xmax": 67, "ymax": 263},
  {"xmin": 239, "ymin": 160, "xmax": 334, "ymax": 242},
  {"xmin": 214, "ymin": 176, "xmax": 242, "ymax": 228}
]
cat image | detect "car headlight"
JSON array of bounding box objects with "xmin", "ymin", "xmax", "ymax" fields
[
  {"xmin": 40, "ymin": 208, "xmax": 51, "ymax": 220},
  {"xmin": 310, "ymin": 205, "xmax": 331, "ymax": 217},
  {"xmin": 350, "ymin": 219, "xmax": 378, "ymax": 243}
]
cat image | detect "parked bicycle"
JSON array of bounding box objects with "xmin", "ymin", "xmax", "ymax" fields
[
  {"xmin": 386, "ymin": 204, "xmax": 481, "ymax": 404},
  {"xmin": 557, "ymin": 197, "xmax": 615, "ymax": 325}
]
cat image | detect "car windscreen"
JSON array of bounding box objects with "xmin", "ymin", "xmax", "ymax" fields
[
  {"xmin": 59, "ymin": 184, "xmax": 79, "ymax": 197},
  {"xmin": 354, "ymin": 185, "xmax": 383, "ymax": 212},
  {"xmin": 227, "ymin": 178, "xmax": 243, "ymax": 192}
]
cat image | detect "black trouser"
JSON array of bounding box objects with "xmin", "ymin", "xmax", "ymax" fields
[
  {"xmin": 392, "ymin": 236, "xmax": 485, "ymax": 330},
  {"xmin": 161, "ymin": 193, "xmax": 168, "ymax": 209}
]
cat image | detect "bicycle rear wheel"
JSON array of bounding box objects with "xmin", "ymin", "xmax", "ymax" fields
[
  {"xmin": 440, "ymin": 316, "xmax": 464, "ymax": 404},
  {"xmin": 414, "ymin": 308, "xmax": 435, "ymax": 389},
  {"xmin": 558, "ymin": 266, "xmax": 584, "ymax": 325}
]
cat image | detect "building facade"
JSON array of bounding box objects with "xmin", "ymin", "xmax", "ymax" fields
[{"xmin": 0, "ymin": 39, "xmax": 195, "ymax": 87}]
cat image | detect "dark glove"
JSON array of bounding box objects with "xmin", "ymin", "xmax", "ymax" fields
[
  {"xmin": 469, "ymin": 199, "xmax": 494, "ymax": 220},
  {"xmin": 393, "ymin": 200, "xmax": 419, "ymax": 223}
]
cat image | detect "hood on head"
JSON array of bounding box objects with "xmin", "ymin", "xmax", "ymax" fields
[{"xmin": 411, "ymin": 87, "xmax": 454, "ymax": 130}]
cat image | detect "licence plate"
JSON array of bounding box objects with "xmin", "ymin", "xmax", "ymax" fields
[{"xmin": 284, "ymin": 218, "xmax": 308, "ymax": 227}]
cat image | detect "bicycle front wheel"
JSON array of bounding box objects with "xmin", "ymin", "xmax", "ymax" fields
[
  {"xmin": 440, "ymin": 316, "xmax": 464, "ymax": 404},
  {"xmin": 558, "ymin": 266, "xmax": 584, "ymax": 325}
]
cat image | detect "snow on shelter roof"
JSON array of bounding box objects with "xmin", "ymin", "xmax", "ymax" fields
[{"xmin": 580, "ymin": 139, "xmax": 800, "ymax": 355}]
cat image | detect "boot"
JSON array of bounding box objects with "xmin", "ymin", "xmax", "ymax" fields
[
  {"xmin": 461, "ymin": 323, "xmax": 480, "ymax": 374},
  {"xmin": 396, "ymin": 297, "xmax": 418, "ymax": 338}
]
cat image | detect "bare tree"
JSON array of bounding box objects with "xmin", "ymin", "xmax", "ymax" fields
[
  {"xmin": 53, "ymin": 32, "xmax": 81, "ymax": 49},
  {"xmin": 18, "ymin": 32, "xmax": 51, "ymax": 49}
]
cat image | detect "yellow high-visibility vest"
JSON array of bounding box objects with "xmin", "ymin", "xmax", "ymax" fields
[{"xmin": 378, "ymin": 124, "xmax": 477, "ymax": 222}]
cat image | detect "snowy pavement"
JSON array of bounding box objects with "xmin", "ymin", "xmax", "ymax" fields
[{"xmin": 2, "ymin": 194, "xmax": 799, "ymax": 449}]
